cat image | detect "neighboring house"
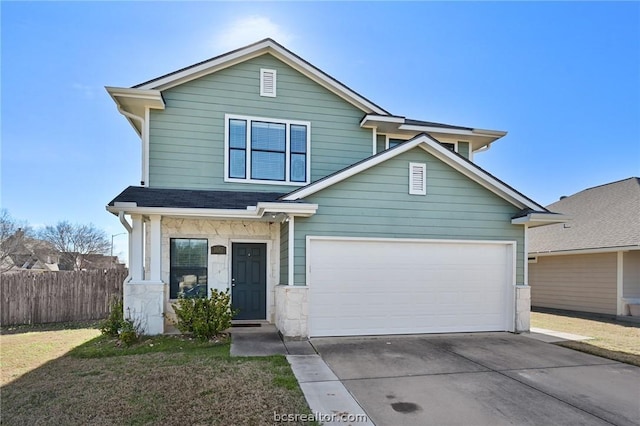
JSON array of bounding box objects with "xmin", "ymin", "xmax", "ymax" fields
[
  {"xmin": 57, "ymin": 253, "xmax": 126, "ymax": 271},
  {"xmin": 529, "ymin": 177, "xmax": 640, "ymax": 317},
  {"xmin": 2, "ymin": 230, "xmax": 60, "ymax": 272},
  {"xmin": 105, "ymin": 39, "xmax": 562, "ymax": 337}
]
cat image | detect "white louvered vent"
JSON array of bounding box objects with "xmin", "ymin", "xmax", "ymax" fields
[
  {"xmin": 409, "ymin": 162, "xmax": 427, "ymax": 195},
  {"xmin": 260, "ymin": 68, "xmax": 276, "ymax": 97}
]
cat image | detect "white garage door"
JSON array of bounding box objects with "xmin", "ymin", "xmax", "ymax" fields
[{"xmin": 308, "ymin": 237, "xmax": 514, "ymax": 337}]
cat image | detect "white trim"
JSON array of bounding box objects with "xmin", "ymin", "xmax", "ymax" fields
[
  {"xmin": 523, "ymin": 225, "xmax": 529, "ymax": 285},
  {"xmin": 409, "ymin": 162, "xmax": 427, "ymax": 195},
  {"xmin": 359, "ymin": 114, "xmax": 405, "ymax": 126},
  {"xmin": 530, "ymin": 246, "xmax": 639, "ymax": 257},
  {"xmin": 616, "ymin": 251, "xmax": 624, "ymax": 315},
  {"xmin": 130, "ymin": 215, "xmax": 144, "ymax": 281},
  {"xmin": 107, "ymin": 202, "xmax": 318, "ymax": 219},
  {"xmin": 288, "ymin": 216, "xmax": 294, "ymax": 286},
  {"xmin": 149, "ymin": 215, "xmax": 162, "ymax": 282},
  {"xmin": 135, "ymin": 39, "xmax": 387, "ymax": 115},
  {"xmin": 511, "ymin": 213, "xmax": 569, "ymax": 226},
  {"xmin": 260, "ymin": 68, "xmax": 277, "ymax": 97},
  {"xmin": 143, "ymin": 107, "xmax": 150, "ymax": 186},
  {"xmin": 224, "ymin": 113, "xmax": 311, "ymax": 186},
  {"xmin": 229, "ymin": 239, "xmax": 272, "ymax": 321},
  {"xmin": 371, "ymin": 127, "xmax": 377, "ymax": 155},
  {"xmin": 282, "ymin": 134, "xmax": 546, "ymax": 212}
]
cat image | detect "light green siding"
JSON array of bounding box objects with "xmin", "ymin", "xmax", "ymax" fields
[
  {"xmin": 148, "ymin": 54, "xmax": 373, "ymax": 190},
  {"xmin": 293, "ymin": 147, "xmax": 525, "ymax": 285},
  {"xmin": 458, "ymin": 141, "xmax": 470, "ymax": 159},
  {"xmin": 280, "ymin": 221, "xmax": 288, "ymax": 285},
  {"xmin": 376, "ymin": 134, "xmax": 386, "ymax": 154}
]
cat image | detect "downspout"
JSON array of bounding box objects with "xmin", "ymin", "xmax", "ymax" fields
[
  {"xmin": 119, "ymin": 211, "xmax": 133, "ymax": 284},
  {"xmin": 117, "ymin": 106, "xmax": 146, "ymax": 186}
]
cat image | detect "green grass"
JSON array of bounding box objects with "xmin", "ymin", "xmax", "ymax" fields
[
  {"xmin": 531, "ymin": 311, "xmax": 640, "ymax": 366},
  {"xmin": 1, "ymin": 324, "xmax": 315, "ymax": 425}
]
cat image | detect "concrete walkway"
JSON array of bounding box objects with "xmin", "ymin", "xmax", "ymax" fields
[
  {"xmin": 523, "ymin": 327, "xmax": 593, "ymax": 343},
  {"xmin": 230, "ymin": 325, "xmax": 373, "ymax": 425}
]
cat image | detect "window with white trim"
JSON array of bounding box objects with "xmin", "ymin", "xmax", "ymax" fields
[
  {"xmin": 409, "ymin": 162, "xmax": 426, "ymax": 195},
  {"xmin": 225, "ymin": 114, "xmax": 310, "ymax": 185}
]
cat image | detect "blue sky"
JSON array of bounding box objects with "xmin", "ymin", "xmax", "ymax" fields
[{"xmin": 2, "ymin": 1, "xmax": 639, "ymax": 261}]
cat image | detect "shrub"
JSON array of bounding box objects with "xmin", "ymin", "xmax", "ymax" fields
[
  {"xmin": 99, "ymin": 297, "xmax": 124, "ymax": 337},
  {"xmin": 172, "ymin": 289, "xmax": 236, "ymax": 341},
  {"xmin": 99, "ymin": 297, "xmax": 141, "ymax": 346}
]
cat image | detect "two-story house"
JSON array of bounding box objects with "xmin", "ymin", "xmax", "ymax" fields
[{"xmin": 106, "ymin": 39, "xmax": 562, "ymax": 338}]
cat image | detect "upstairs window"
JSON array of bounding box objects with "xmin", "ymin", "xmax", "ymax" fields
[{"xmin": 225, "ymin": 114, "xmax": 310, "ymax": 185}]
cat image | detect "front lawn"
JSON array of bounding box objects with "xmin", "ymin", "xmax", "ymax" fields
[
  {"xmin": 531, "ymin": 311, "xmax": 640, "ymax": 366},
  {"xmin": 1, "ymin": 325, "xmax": 312, "ymax": 425}
]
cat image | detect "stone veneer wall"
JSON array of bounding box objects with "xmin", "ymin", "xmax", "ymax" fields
[
  {"xmin": 159, "ymin": 217, "xmax": 281, "ymax": 326},
  {"xmin": 515, "ymin": 285, "xmax": 531, "ymax": 333},
  {"xmin": 275, "ymin": 285, "xmax": 309, "ymax": 339}
]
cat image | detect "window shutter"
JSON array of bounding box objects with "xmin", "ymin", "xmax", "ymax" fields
[
  {"xmin": 409, "ymin": 163, "xmax": 426, "ymax": 195},
  {"xmin": 260, "ymin": 69, "xmax": 276, "ymax": 97}
]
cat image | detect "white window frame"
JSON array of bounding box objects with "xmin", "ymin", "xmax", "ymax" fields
[
  {"xmin": 224, "ymin": 114, "xmax": 311, "ymax": 186},
  {"xmin": 260, "ymin": 68, "xmax": 277, "ymax": 97},
  {"xmin": 409, "ymin": 162, "xmax": 427, "ymax": 195}
]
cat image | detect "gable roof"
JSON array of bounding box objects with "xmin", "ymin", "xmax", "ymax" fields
[
  {"xmin": 281, "ymin": 133, "xmax": 551, "ymax": 216},
  {"xmin": 133, "ymin": 38, "xmax": 389, "ymax": 115},
  {"xmin": 529, "ymin": 177, "xmax": 640, "ymax": 254}
]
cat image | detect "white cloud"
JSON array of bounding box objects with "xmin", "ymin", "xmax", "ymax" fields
[
  {"xmin": 214, "ymin": 16, "xmax": 293, "ymax": 52},
  {"xmin": 72, "ymin": 83, "xmax": 95, "ymax": 99}
]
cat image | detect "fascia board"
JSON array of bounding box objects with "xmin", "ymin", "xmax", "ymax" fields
[
  {"xmin": 360, "ymin": 114, "xmax": 406, "ymax": 127},
  {"xmin": 256, "ymin": 202, "xmax": 318, "ymax": 216},
  {"xmin": 106, "ymin": 203, "xmax": 319, "ymax": 219},
  {"xmin": 530, "ymin": 246, "xmax": 640, "ymax": 257},
  {"xmin": 511, "ymin": 213, "xmax": 570, "ymax": 226}
]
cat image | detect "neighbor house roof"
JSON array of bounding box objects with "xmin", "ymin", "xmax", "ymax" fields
[{"xmin": 529, "ymin": 177, "xmax": 640, "ymax": 254}]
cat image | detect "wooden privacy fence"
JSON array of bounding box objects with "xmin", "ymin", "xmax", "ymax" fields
[{"xmin": 0, "ymin": 269, "xmax": 127, "ymax": 326}]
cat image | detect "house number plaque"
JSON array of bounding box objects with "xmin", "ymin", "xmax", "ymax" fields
[{"xmin": 211, "ymin": 245, "xmax": 227, "ymax": 255}]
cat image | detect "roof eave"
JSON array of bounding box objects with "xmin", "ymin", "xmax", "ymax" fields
[
  {"xmin": 511, "ymin": 213, "xmax": 571, "ymax": 227},
  {"xmin": 106, "ymin": 87, "xmax": 165, "ymax": 135},
  {"xmin": 106, "ymin": 202, "xmax": 318, "ymax": 219}
]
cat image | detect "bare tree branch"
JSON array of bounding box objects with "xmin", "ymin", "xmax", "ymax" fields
[{"xmin": 39, "ymin": 221, "xmax": 111, "ymax": 270}]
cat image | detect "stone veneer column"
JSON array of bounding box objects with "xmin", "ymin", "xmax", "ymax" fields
[
  {"xmin": 275, "ymin": 285, "xmax": 309, "ymax": 339},
  {"xmin": 515, "ymin": 285, "xmax": 531, "ymax": 333}
]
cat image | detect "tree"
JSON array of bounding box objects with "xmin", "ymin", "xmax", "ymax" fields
[
  {"xmin": 0, "ymin": 209, "xmax": 31, "ymax": 272},
  {"xmin": 39, "ymin": 221, "xmax": 111, "ymax": 270}
]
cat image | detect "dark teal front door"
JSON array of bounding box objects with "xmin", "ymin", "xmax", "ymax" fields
[{"xmin": 231, "ymin": 243, "xmax": 267, "ymax": 320}]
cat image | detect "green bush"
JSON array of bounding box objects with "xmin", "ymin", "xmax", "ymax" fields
[
  {"xmin": 172, "ymin": 289, "xmax": 237, "ymax": 340},
  {"xmin": 99, "ymin": 297, "xmax": 141, "ymax": 346},
  {"xmin": 99, "ymin": 297, "xmax": 124, "ymax": 337}
]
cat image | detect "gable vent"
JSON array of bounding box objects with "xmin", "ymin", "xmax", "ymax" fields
[
  {"xmin": 260, "ymin": 68, "xmax": 276, "ymax": 97},
  {"xmin": 409, "ymin": 162, "xmax": 426, "ymax": 195}
]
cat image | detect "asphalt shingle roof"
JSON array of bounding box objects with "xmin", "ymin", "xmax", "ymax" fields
[
  {"xmin": 108, "ymin": 186, "xmax": 289, "ymax": 210},
  {"xmin": 528, "ymin": 177, "xmax": 640, "ymax": 253}
]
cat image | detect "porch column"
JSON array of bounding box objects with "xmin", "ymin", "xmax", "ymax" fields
[
  {"xmin": 149, "ymin": 215, "xmax": 162, "ymax": 282},
  {"xmin": 288, "ymin": 215, "xmax": 294, "ymax": 286},
  {"xmin": 129, "ymin": 214, "xmax": 144, "ymax": 281}
]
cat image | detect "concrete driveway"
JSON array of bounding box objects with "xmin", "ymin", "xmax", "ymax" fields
[{"xmin": 311, "ymin": 333, "xmax": 640, "ymax": 426}]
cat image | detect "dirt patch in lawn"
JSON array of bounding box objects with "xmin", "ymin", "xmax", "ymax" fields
[
  {"xmin": 531, "ymin": 311, "xmax": 640, "ymax": 366},
  {"xmin": 1, "ymin": 330, "xmax": 313, "ymax": 425}
]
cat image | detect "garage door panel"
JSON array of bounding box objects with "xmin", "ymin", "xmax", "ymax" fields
[{"xmin": 308, "ymin": 238, "xmax": 512, "ymax": 337}]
